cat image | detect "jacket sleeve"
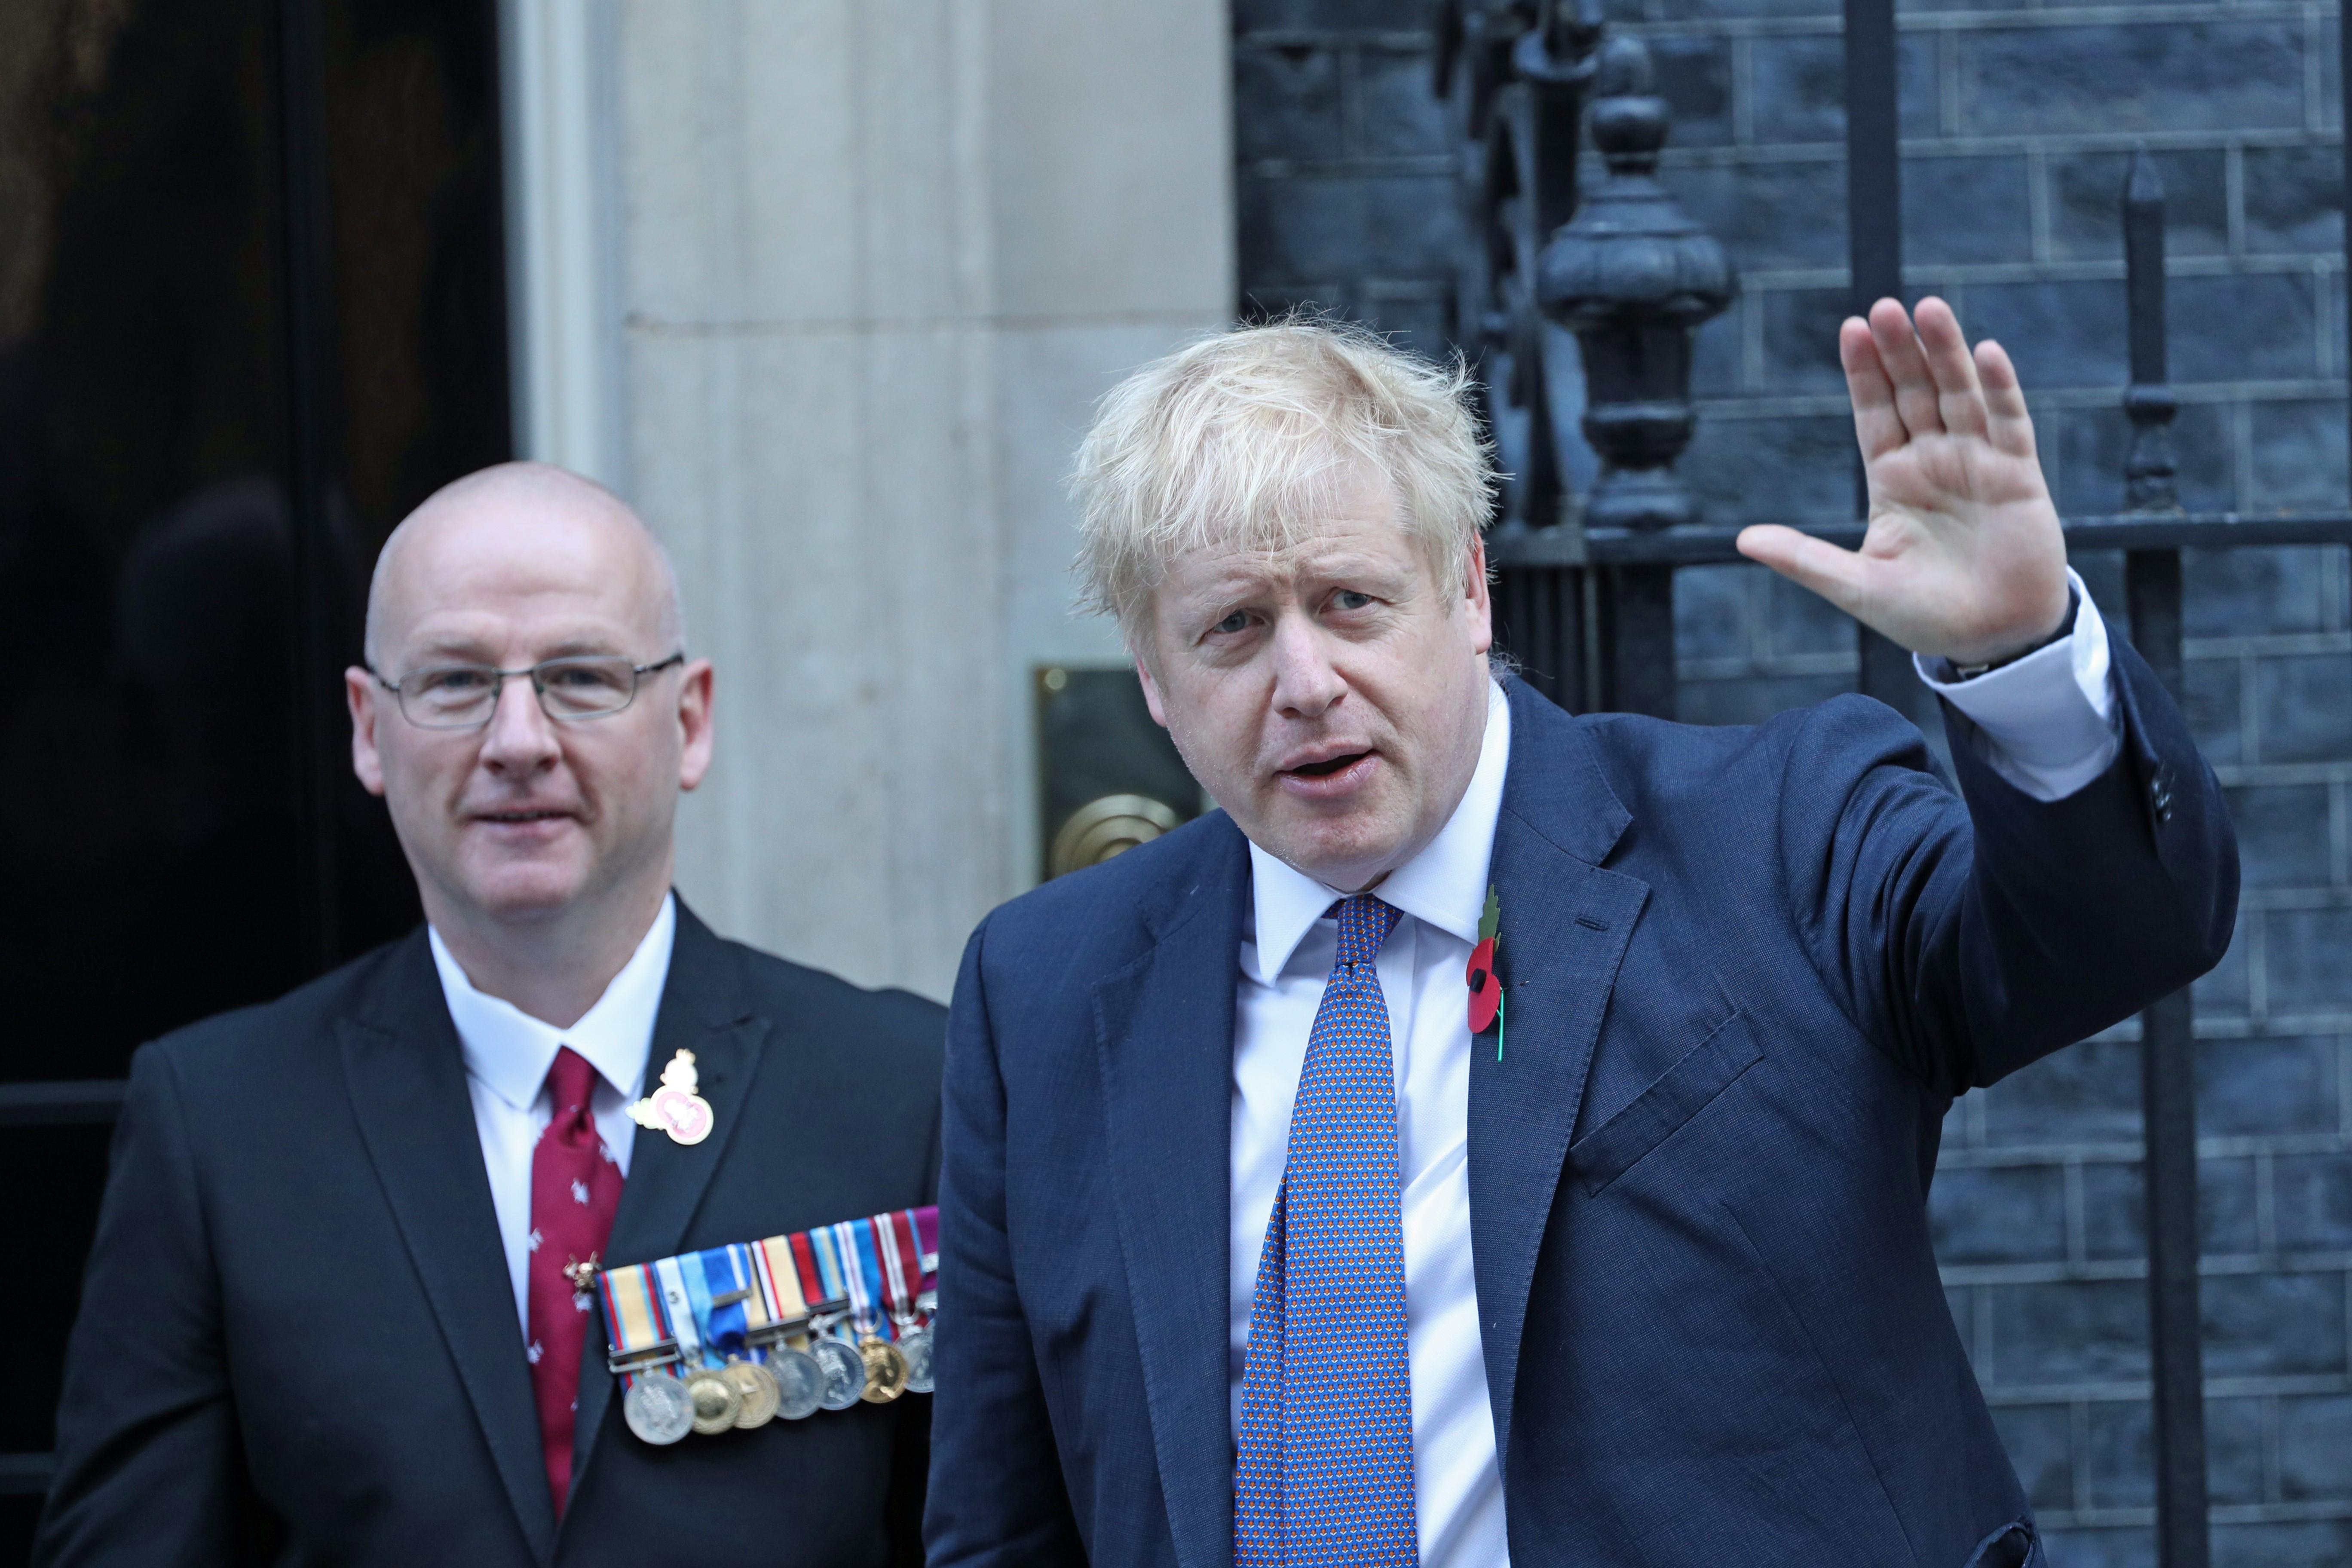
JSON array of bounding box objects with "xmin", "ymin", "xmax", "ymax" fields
[
  {"xmin": 923, "ymin": 917, "xmax": 1087, "ymax": 1567},
  {"xmin": 36, "ymin": 1043, "xmax": 275, "ymax": 1567},
  {"xmin": 1778, "ymin": 635, "xmax": 2239, "ymax": 1096}
]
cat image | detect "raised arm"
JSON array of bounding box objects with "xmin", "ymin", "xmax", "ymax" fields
[{"xmin": 1736, "ymin": 297, "xmax": 2236, "ymax": 1092}]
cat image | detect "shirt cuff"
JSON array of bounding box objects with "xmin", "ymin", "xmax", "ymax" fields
[{"xmin": 1914, "ymin": 567, "xmax": 2120, "ymax": 802}]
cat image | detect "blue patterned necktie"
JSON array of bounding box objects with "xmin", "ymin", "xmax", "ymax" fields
[{"xmin": 1236, "ymin": 894, "xmax": 1416, "ymax": 1567}]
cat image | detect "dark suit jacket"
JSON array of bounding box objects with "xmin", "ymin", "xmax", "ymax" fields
[
  {"xmin": 38, "ymin": 901, "xmax": 945, "ymax": 1568},
  {"xmin": 928, "ymin": 654, "xmax": 2237, "ymax": 1568}
]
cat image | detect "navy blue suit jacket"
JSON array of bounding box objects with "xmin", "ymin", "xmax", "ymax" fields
[
  {"xmin": 38, "ymin": 902, "xmax": 942, "ymax": 1568},
  {"xmin": 929, "ymin": 651, "xmax": 2236, "ymax": 1568}
]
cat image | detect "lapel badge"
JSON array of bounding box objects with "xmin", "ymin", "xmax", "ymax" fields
[
  {"xmin": 627, "ymin": 1049, "xmax": 715, "ymax": 1146},
  {"xmin": 1467, "ymin": 885, "xmax": 1505, "ymax": 1054}
]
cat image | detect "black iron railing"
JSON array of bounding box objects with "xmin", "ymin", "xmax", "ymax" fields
[{"xmin": 1436, "ymin": 2, "xmax": 2352, "ymax": 1563}]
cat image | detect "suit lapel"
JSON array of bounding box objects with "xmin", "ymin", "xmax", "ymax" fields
[
  {"xmin": 338, "ymin": 933, "xmax": 558, "ymax": 1565},
  {"xmin": 573, "ymin": 903, "xmax": 768, "ymax": 1482},
  {"xmin": 1096, "ymin": 821, "xmax": 1250, "ymax": 1568},
  {"xmin": 1467, "ymin": 681, "xmax": 1648, "ymax": 1459}
]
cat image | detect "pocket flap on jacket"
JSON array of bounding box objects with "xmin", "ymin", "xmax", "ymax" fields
[{"xmin": 1568, "ymin": 1010, "xmax": 1763, "ymax": 1196}]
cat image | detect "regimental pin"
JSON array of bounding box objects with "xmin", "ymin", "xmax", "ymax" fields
[{"xmin": 626, "ymin": 1049, "xmax": 715, "ymax": 1145}]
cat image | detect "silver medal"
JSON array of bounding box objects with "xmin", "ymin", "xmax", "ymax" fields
[
  {"xmin": 897, "ymin": 1327, "xmax": 934, "ymax": 1394},
  {"xmin": 812, "ymin": 1336, "xmax": 865, "ymax": 1411},
  {"xmin": 769, "ymin": 1344, "xmax": 827, "ymax": 1420},
  {"xmin": 623, "ymin": 1368, "xmax": 695, "ymax": 1445}
]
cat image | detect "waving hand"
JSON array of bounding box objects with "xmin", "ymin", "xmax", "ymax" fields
[{"xmin": 1735, "ymin": 297, "xmax": 2072, "ymax": 666}]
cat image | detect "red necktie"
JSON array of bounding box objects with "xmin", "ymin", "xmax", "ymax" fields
[{"xmin": 527, "ymin": 1046, "xmax": 624, "ymax": 1516}]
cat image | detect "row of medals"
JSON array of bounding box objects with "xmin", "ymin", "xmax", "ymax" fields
[{"xmin": 623, "ymin": 1303, "xmax": 935, "ymax": 1446}]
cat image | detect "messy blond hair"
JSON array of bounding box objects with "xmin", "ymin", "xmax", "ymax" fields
[{"xmin": 1070, "ymin": 318, "xmax": 1495, "ymax": 643}]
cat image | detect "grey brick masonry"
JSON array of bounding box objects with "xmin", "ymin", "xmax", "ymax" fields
[{"xmin": 1234, "ymin": 2, "xmax": 2352, "ymax": 1562}]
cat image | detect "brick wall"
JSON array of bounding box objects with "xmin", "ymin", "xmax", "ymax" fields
[
  {"xmin": 1234, "ymin": 0, "xmax": 1466, "ymax": 355},
  {"xmin": 1234, "ymin": 1, "xmax": 2352, "ymax": 1562}
]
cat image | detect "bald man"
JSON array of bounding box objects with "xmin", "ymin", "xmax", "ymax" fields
[{"xmin": 38, "ymin": 464, "xmax": 943, "ymax": 1568}]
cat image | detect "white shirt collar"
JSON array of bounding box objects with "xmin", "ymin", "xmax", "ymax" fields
[
  {"xmin": 1246, "ymin": 679, "xmax": 1511, "ymax": 984},
  {"xmin": 429, "ymin": 893, "xmax": 678, "ymax": 1111}
]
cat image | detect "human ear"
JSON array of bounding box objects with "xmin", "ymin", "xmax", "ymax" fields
[
  {"xmin": 676, "ymin": 658, "xmax": 717, "ymax": 791},
  {"xmin": 1135, "ymin": 655, "xmax": 1170, "ymax": 729},
  {"xmin": 346, "ymin": 668, "xmax": 387, "ymax": 796},
  {"xmin": 1463, "ymin": 538, "xmax": 1494, "ymax": 657}
]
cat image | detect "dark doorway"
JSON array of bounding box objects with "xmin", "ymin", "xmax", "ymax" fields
[{"xmin": 0, "ymin": 0, "xmax": 509, "ymax": 1554}]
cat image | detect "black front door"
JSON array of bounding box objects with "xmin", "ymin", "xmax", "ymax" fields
[{"xmin": 0, "ymin": 2, "xmax": 509, "ymax": 1555}]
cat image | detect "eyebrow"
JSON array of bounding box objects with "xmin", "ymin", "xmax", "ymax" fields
[
  {"xmin": 396, "ymin": 635, "xmax": 633, "ymax": 666},
  {"xmin": 1181, "ymin": 555, "xmax": 1409, "ymax": 602}
]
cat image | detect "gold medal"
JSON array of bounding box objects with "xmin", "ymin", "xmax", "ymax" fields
[
  {"xmin": 684, "ymin": 1364, "xmax": 743, "ymax": 1434},
  {"xmin": 858, "ymin": 1334, "xmax": 909, "ymax": 1404},
  {"xmin": 725, "ymin": 1357, "xmax": 780, "ymax": 1428},
  {"xmin": 625, "ymin": 1050, "xmax": 715, "ymax": 1146}
]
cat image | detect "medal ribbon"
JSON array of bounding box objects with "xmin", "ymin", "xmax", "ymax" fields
[
  {"xmin": 597, "ymin": 1262, "xmax": 674, "ymax": 1389},
  {"xmin": 695, "ymin": 1245, "xmax": 753, "ymax": 1361},
  {"xmin": 828, "ymin": 1221, "xmax": 882, "ymax": 1338},
  {"xmin": 818, "ymin": 1222, "xmax": 875, "ymax": 1335},
  {"xmin": 601, "ymin": 1205, "xmax": 944, "ymax": 1386},
  {"xmin": 808, "ymin": 1226, "xmax": 849, "ymax": 1317},
  {"xmin": 872, "ymin": 1213, "xmax": 917, "ymax": 1332},
  {"xmin": 652, "ymin": 1255, "xmax": 707, "ymax": 1370},
  {"xmin": 914, "ymin": 1205, "xmax": 940, "ymax": 1291},
  {"xmin": 787, "ymin": 1230, "xmax": 829, "ymax": 1325},
  {"xmin": 752, "ymin": 1234, "xmax": 809, "ymax": 1351}
]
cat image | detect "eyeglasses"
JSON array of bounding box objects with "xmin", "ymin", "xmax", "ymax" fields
[{"xmin": 372, "ymin": 653, "xmax": 686, "ymax": 730}]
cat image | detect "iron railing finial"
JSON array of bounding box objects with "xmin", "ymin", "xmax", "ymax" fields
[
  {"xmin": 2123, "ymin": 146, "xmax": 2181, "ymax": 514},
  {"xmin": 1533, "ymin": 34, "xmax": 1735, "ymax": 534}
]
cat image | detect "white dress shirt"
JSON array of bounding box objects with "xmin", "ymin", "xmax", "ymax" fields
[
  {"xmin": 429, "ymin": 894, "xmax": 677, "ymax": 1333},
  {"xmin": 1915, "ymin": 569, "xmax": 2119, "ymax": 800},
  {"xmin": 1226, "ymin": 573, "xmax": 2118, "ymax": 1567}
]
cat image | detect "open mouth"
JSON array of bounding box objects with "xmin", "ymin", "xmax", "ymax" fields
[{"xmin": 1285, "ymin": 751, "xmax": 1369, "ymax": 779}]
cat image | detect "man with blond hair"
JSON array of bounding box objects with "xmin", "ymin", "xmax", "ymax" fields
[
  {"xmin": 40, "ymin": 463, "xmax": 941, "ymax": 1566},
  {"xmin": 928, "ymin": 307, "xmax": 2237, "ymax": 1568}
]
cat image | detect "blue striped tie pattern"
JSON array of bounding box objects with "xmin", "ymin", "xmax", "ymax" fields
[{"xmin": 1235, "ymin": 894, "xmax": 1416, "ymax": 1567}]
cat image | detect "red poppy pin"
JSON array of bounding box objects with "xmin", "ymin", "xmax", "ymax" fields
[{"xmin": 1466, "ymin": 886, "xmax": 1504, "ymax": 1059}]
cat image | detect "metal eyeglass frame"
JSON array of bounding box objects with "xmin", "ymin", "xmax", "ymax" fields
[{"xmin": 370, "ymin": 652, "xmax": 687, "ymax": 729}]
